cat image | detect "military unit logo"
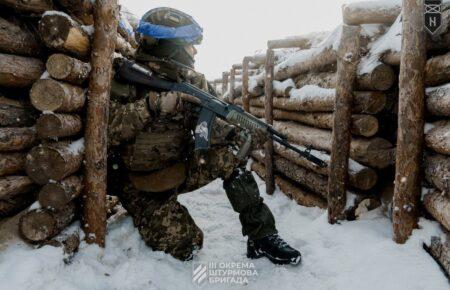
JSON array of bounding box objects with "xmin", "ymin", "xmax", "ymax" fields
[{"xmin": 424, "ymin": 0, "xmax": 443, "ymax": 35}]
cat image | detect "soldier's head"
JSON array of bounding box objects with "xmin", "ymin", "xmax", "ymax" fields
[{"xmin": 137, "ymin": 7, "xmax": 203, "ymax": 68}]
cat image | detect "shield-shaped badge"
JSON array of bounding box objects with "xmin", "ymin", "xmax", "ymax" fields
[{"xmin": 424, "ymin": 0, "xmax": 442, "ymax": 35}]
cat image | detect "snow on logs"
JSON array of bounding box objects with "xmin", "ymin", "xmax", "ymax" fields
[{"xmin": 342, "ymin": 1, "xmax": 401, "ymax": 25}]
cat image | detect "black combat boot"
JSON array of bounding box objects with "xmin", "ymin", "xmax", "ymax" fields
[{"xmin": 247, "ymin": 234, "xmax": 301, "ymax": 265}]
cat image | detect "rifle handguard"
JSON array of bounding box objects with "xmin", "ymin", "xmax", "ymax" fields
[{"xmin": 226, "ymin": 110, "xmax": 266, "ymax": 132}]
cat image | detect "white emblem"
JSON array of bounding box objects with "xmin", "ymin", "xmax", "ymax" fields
[{"xmin": 195, "ymin": 121, "xmax": 209, "ymax": 141}]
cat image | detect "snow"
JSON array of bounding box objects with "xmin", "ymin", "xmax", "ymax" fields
[
  {"xmin": 358, "ymin": 14, "xmax": 402, "ymax": 74},
  {"xmin": 273, "ymin": 79, "xmax": 296, "ymax": 93},
  {"xmin": 67, "ymin": 138, "xmax": 85, "ymax": 155},
  {"xmin": 425, "ymin": 123, "xmax": 436, "ymax": 134},
  {"xmin": 0, "ymin": 176, "xmax": 448, "ymax": 290},
  {"xmin": 343, "ymin": 0, "xmax": 401, "ymax": 11},
  {"xmin": 289, "ymin": 84, "xmax": 335, "ymax": 101},
  {"xmin": 426, "ymin": 82, "xmax": 450, "ymax": 94},
  {"xmin": 81, "ymin": 25, "xmax": 94, "ymax": 36}
]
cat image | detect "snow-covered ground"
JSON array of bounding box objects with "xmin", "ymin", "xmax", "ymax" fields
[{"xmin": 0, "ymin": 174, "xmax": 448, "ymax": 290}]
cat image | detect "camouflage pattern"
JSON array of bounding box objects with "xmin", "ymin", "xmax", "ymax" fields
[
  {"xmin": 108, "ymin": 52, "xmax": 277, "ymax": 261},
  {"xmin": 118, "ymin": 184, "xmax": 203, "ymax": 261}
]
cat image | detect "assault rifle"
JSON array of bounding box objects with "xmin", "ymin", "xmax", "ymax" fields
[{"xmin": 114, "ymin": 58, "xmax": 327, "ymax": 168}]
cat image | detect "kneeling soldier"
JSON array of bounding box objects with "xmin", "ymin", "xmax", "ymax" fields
[{"xmin": 108, "ymin": 7, "xmax": 301, "ymax": 265}]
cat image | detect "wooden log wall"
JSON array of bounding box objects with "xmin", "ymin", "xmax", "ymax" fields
[{"xmin": 0, "ymin": 1, "xmax": 134, "ymax": 246}]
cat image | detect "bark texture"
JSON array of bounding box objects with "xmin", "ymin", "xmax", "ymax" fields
[
  {"xmin": 0, "ymin": 16, "xmax": 42, "ymax": 56},
  {"xmin": 30, "ymin": 79, "xmax": 86, "ymax": 112},
  {"xmin": 25, "ymin": 140, "xmax": 84, "ymax": 185},
  {"xmin": 19, "ymin": 202, "xmax": 77, "ymax": 243},
  {"xmin": 423, "ymin": 190, "xmax": 450, "ymax": 231},
  {"xmin": 83, "ymin": 0, "xmax": 118, "ymax": 247},
  {"xmin": 393, "ymin": 0, "xmax": 426, "ymax": 244},
  {"xmin": 273, "ymin": 121, "xmax": 395, "ymax": 169},
  {"xmin": 426, "ymin": 84, "xmax": 450, "ymax": 117},
  {"xmin": 0, "ymin": 175, "xmax": 34, "ymax": 200},
  {"xmin": 0, "ymin": 53, "xmax": 44, "ymax": 88},
  {"xmin": 425, "ymin": 121, "xmax": 450, "ymax": 155},
  {"xmin": 46, "ymin": 53, "xmax": 91, "ymax": 85},
  {"xmin": 36, "ymin": 113, "xmax": 83, "ymax": 139},
  {"xmin": 249, "ymin": 107, "xmax": 378, "ymax": 137},
  {"xmin": 342, "ymin": 2, "xmax": 401, "ymax": 25},
  {"xmin": 0, "ymin": 97, "xmax": 36, "ymax": 127},
  {"xmin": 0, "ymin": 0, "xmax": 53, "ymax": 13},
  {"xmin": 0, "ymin": 127, "xmax": 37, "ymax": 152},
  {"xmin": 39, "ymin": 175, "xmax": 82, "ymax": 211},
  {"xmin": 328, "ymin": 25, "xmax": 360, "ymax": 223},
  {"xmin": 0, "ymin": 153, "xmax": 26, "ymax": 176},
  {"xmin": 251, "ymin": 161, "xmax": 327, "ymax": 209},
  {"xmin": 424, "ymin": 154, "xmax": 450, "ymax": 195},
  {"xmin": 264, "ymin": 49, "xmax": 275, "ymax": 195}
]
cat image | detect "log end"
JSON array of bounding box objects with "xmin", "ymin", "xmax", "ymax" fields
[
  {"xmin": 30, "ymin": 79, "xmax": 65, "ymax": 112},
  {"xmin": 371, "ymin": 64, "xmax": 396, "ymax": 91},
  {"xmin": 46, "ymin": 54, "xmax": 73, "ymax": 80},
  {"xmin": 39, "ymin": 183, "xmax": 70, "ymax": 211},
  {"xmin": 19, "ymin": 209, "xmax": 56, "ymax": 243},
  {"xmin": 25, "ymin": 146, "xmax": 67, "ymax": 185}
]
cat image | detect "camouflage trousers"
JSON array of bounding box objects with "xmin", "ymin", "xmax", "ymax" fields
[{"xmin": 111, "ymin": 147, "xmax": 277, "ymax": 261}]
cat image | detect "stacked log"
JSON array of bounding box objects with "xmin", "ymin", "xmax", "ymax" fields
[{"xmin": 0, "ymin": 2, "xmax": 135, "ymax": 245}]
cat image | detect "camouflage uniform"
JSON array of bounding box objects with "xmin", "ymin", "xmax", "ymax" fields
[{"xmin": 107, "ymin": 11, "xmax": 277, "ymax": 261}]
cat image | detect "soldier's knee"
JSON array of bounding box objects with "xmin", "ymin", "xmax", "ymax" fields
[{"xmin": 223, "ymin": 170, "xmax": 262, "ymax": 213}]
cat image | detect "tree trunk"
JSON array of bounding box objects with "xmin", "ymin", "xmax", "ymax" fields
[
  {"xmin": 424, "ymin": 153, "xmax": 450, "ymax": 195},
  {"xmin": 222, "ymin": 71, "xmax": 229, "ymax": 97},
  {"xmin": 0, "ymin": 16, "xmax": 42, "ymax": 56},
  {"xmin": 0, "ymin": 153, "xmax": 26, "ymax": 176},
  {"xmin": 242, "ymin": 57, "xmax": 250, "ymax": 112},
  {"xmin": 36, "ymin": 113, "xmax": 83, "ymax": 139},
  {"xmin": 56, "ymin": 0, "xmax": 94, "ymax": 25},
  {"xmin": 342, "ymin": 2, "xmax": 401, "ymax": 25},
  {"xmin": 0, "ymin": 96, "xmax": 36, "ymax": 127},
  {"xmin": 46, "ymin": 53, "xmax": 91, "ymax": 85},
  {"xmin": 26, "ymin": 140, "xmax": 84, "ymax": 185},
  {"xmin": 0, "ymin": 192, "xmax": 35, "ymax": 218},
  {"xmin": 426, "ymin": 84, "xmax": 450, "ymax": 117},
  {"xmin": 423, "ymin": 189, "xmax": 450, "ymax": 231},
  {"xmin": 273, "ymin": 121, "xmax": 395, "ymax": 168},
  {"xmin": 425, "ymin": 52, "xmax": 450, "ymax": 87},
  {"xmin": 264, "ymin": 49, "xmax": 275, "ymax": 195},
  {"xmin": 251, "ymin": 161, "xmax": 327, "ymax": 209},
  {"xmin": 19, "ymin": 202, "xmax": 77, "ymax": 243},
  {"xmin": 274, "ymin": 144, "xmax": 377, "ymax": 191},
  {"xmin": 268, "ymin": 35, "xmax": 317, "ymax": 50},
  {"xmin": 252, "ymin": 150, "xmax": 327, "ymax": 199},
  {"xmin": 115, "ymin": 33, "xmax": 136, "ymax": 58},
  {"xmin": 356, "ymin": 63, "xmax": 396, "ymax": 91},
  {"xmin": 425, "ymin": 121, "xmax": 450, "ymax": 155},
  {"xmin": 0, "ymin": 175, "xmax": 34, "ymax": 200},
  {"xmin": 249, "ymin": 107, "xmax": 379, "ymax": 137},
  {"xmin": 30, "ymin": 79, "xmax": 86, "ymax": 112},
  {"xmin": 424, "ymin": 234, "xmax": 450, "ymax": 277},
  {"xmin": 83, "ymin": 0, "xmax": 118, "ymax": 247},
  {"xmin": 39, "ymin": 12, "xmax": 91, "ymax": 58},
  {"xmin": 295, "ymin": 71, "xmax": 336, "ymax": 89},
  {"xmin": 0, "ymin": 0, "xmax": 53, "ymax": 14},
  {"xmin": 0, "ymin": 53, "xmax": 44, "ymax": 88},
  {"xmin": 229, "ymin": 68, "xmax": 235, "ymax": 104},
  {"xmin": 39, "ymin": 175, "xmax": 82, "ymax": 211},
  {"xmin": 393, "ymin": 0, "xmax": 426, "ymax": 244},
  {"xmin": 273, "ymin": 79, "xmax": 296, "ymax": 98},
  {"xmin": 247, "ymin": 91, "xmax": 386, "ymax": 114},
  {"xmin": 274, "ymin": 46, "xmax": 337, "ymax": 82},
  {"xmin": 0, "ymin": 127, "xmax": 37, "ymax": 152},
  {"xmin": 328, "ymin": 25, "xmax": 361, "ymax": 224}
]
